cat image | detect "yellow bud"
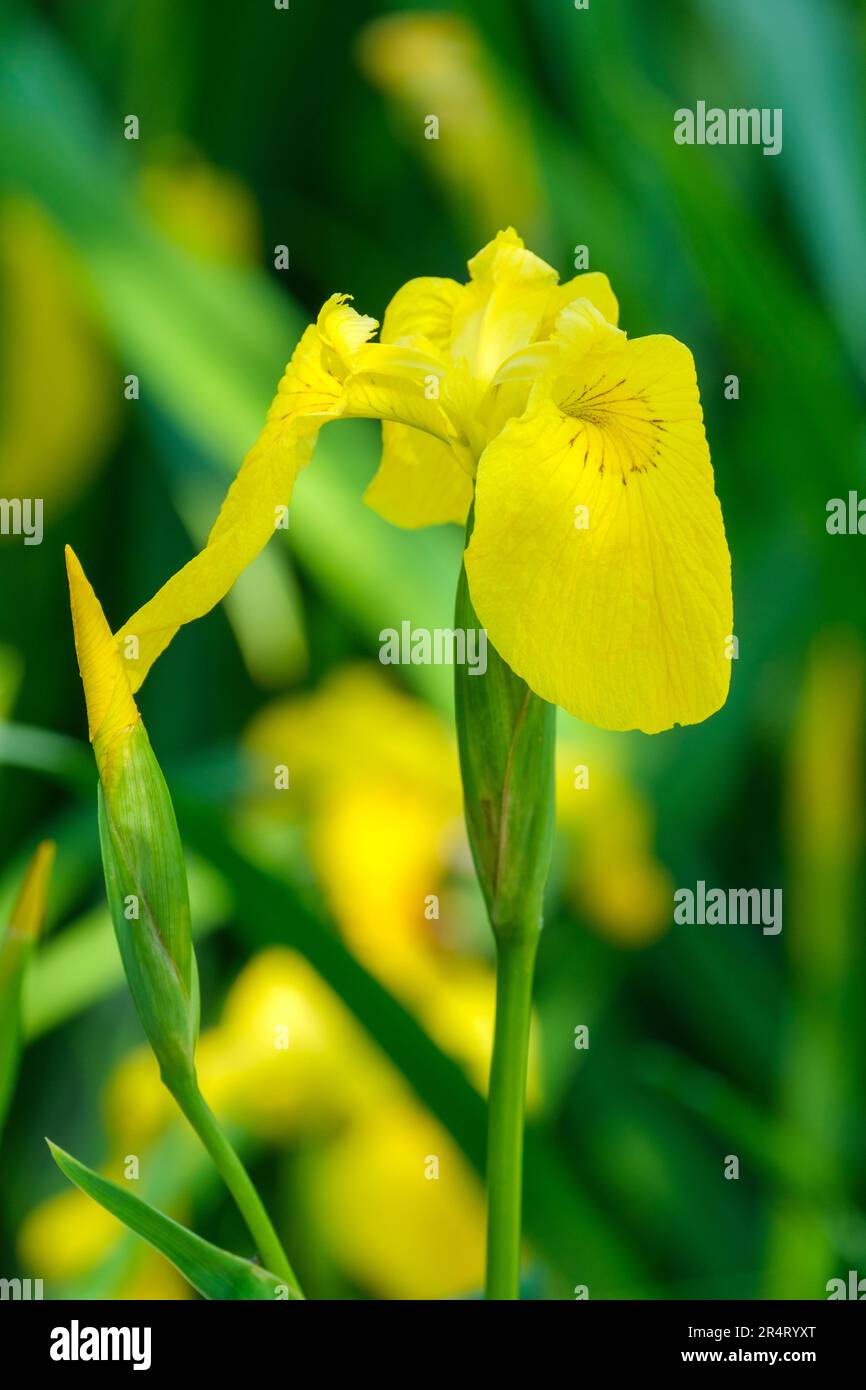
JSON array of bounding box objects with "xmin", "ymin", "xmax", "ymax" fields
[{"xmin": 65, "ymin": 546, "xmax": 140, "ymax": 786}]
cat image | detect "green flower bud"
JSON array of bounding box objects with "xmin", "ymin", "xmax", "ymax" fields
[
  {"xmin": 66, "ymin": 547, "xmax": 198, "ymax": 1089},
  {"xmin": 454, "ymin": 520, "xmax": 556, "ymax": 940},
  {"xmin": 97, "ymin": 723, "xmax": 199, "ymax": 1085}
]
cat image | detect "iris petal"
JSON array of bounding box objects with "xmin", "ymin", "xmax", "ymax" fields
[{"xmin": 465, "ymin": 334, "xmax": 733, "ymax": 733}]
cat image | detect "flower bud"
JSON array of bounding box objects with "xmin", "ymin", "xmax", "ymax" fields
[
  {"xmin": 66, "ymin": 548, "xmax": 199, "ymax": 1087},
  {"xmin": 454, "ymin": 526, "xmax": 556, "ymax": 939}
]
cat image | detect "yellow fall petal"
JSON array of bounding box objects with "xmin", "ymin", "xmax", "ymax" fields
[
  {"xmin": 65, "ymin": 547, "xmax": 140, "ymax": 783},
  {"xmin": 114, "ymin": 322, "xmax": 338, "ymax": 690},
  {"xmin": 466, "ymin": 334, "xmax": 733, "ymax": 732},
  {"xmin": 114, "ymin": 297, "xmax": 467, "ymax": 686}
]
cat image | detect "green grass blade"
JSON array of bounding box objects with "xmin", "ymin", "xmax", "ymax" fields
[{"xmin": 46, "ymin": 1140, "xmax": 297, "ymax": 1301}]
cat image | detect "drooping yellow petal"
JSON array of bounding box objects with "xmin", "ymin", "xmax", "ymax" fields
[
  {"xmin": 114, "ymin": 297, "xmax": 469, "ymax": 686},
  {"xmin": 466, "ymin": 335, "xmax": 733, "ymax": 733},
  {"xmin": 65, "ymin": 547, "xmax": 140, "ymax": 783},
  {"xmin": 114, "ymin": 319, "xmax": 345, "ymax": 691}
]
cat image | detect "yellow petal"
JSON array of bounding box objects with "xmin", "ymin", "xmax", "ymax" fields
[
  {"xmin": 539, "ymin": 271, "xmax": 620, "ymax": 334},
  {"xmin": 317, "ymin": 292, "xmax": 379, "ymax": 375},
  {"xmin": 381, "ymin": 275, "xmax": 463, "ymax": 350},
  {"xmin": 466, "ymin": 335, "xmax": 733, "ymax": 732},
  {"xmin": 451, "ymin": 227, "xmax": 558, "ymax": 384},
  {"xmin": 8, "ymin": 841, "xmax": 55, "ymax": 942},
  {"xmin": 115, "ymin": 323, "xmax": 337, "ymax": 691},
  {"xmin": 364, "ymin": 277, "xmax": 473, "ymax": 525},
  {"xmin": 343, "ymin": 344, "xmax": 459, "ymax": 445},
  {"xmin": 364, "ymin": 423, "xmax": 472, "ymax": 527},
  {"xmin": 65, "ymin": 548, "xmax": 140, "ymax": 781}
]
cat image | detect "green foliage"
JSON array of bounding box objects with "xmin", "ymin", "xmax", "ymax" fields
[{"xmin": 47, "ymin": 1142, "xmax": 295, "ymax": 1301}]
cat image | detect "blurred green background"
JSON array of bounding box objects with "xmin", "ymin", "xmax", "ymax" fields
[{"xmin": 1, "ymin": 0, "xmax": 865, "ymax": 1300}]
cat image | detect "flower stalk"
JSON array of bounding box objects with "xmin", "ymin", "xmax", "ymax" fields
[
  {"xmin": 66, "ymin": 547, "xmax": 302, "ymax": 1295},
  {"xmin": 454, "ymin": 521, "xmax": 555, "ymax": 1298}
]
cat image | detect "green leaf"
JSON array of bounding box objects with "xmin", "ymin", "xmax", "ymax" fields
[
  {"xmin": 46, "ymin": 1140, "xmax": 297, "ymax": 1301},
  {"xmin": 0, "ymin": 842, "xmax": 55, "ymax": 1138}
]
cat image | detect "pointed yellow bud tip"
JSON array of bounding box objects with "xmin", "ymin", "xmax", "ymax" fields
[
  {"xmin": 10, "ymin": 840, "xmax": 55, "ymax": 941},
  {"xmin": 65, "ymin": 546, "xmax": 140, "ymax": 774}
]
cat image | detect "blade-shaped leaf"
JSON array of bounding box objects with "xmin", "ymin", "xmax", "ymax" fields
[
  {"xmin": 47, "ymin": 1141, "xmax": 298, "ymax": 1301},
  {"xmin": 0, "ymin": 842, "xmax": 55, "ymax": 1137}
]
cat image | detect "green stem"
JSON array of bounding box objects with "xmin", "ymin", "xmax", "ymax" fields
[
  {"xmin": 485, "ymin": 931, "xmax": 539, "ymax": 1300},
  {"xmin": 171, "ymin": 1075, "xmax": 304, "ymax": 1298}
]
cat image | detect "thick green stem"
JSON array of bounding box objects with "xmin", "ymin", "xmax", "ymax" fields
[
  {"xmin": 171, "ymin": 1075, "xmax": 304, "ymax": 1298},
  {"xmin": 454, "ymin": 528, "xmax": 554, "ymax": 1301},
  {"xmin": 485, "ymin": 931, "xmax": 539, "ymax": 1299}
]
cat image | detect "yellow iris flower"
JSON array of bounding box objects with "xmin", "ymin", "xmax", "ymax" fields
[{"xmin": 112, "ymin": 227, "xmax": 731, "ymax": 734}]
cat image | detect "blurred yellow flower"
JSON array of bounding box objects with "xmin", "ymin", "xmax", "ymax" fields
[
  {"xmin": 556, "ymin": 743, "xmax": 672, "ymax": 946},
  {"xmin": 0, "ymin": 199, "xmax": 117, "ymax": 510},
  {"xmin": 787, "ymin": 629, "xmax": 865, "ymax": 861},
  {"xmin": 139, "ymin": 151, "xmax": 260, "ymax": 265},
  {"xmin": 308, "ymin": 1099, "xmax": 486, "ymax": 1300},
  {"xmin": 18, "ymin": 1176, "xmax": 188, "ymax": 1300},
  {"xmin": 244, "ymin": 667, "xmax": 548, "ymax": 1102},
  {"xmin": 357, "ymin": 13, "xmax": 542, "ymax": 237},
  {"xmin": 244, "ymin": 665, "xmax": 462, "ymax": 999},
  {"xmin": 105, "ymin": 946, "xmax": 394, "ymax": 1152},
  {"xmin": 19, "ymin": 1185, "xmax": 130, "ymax": 1280}
]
